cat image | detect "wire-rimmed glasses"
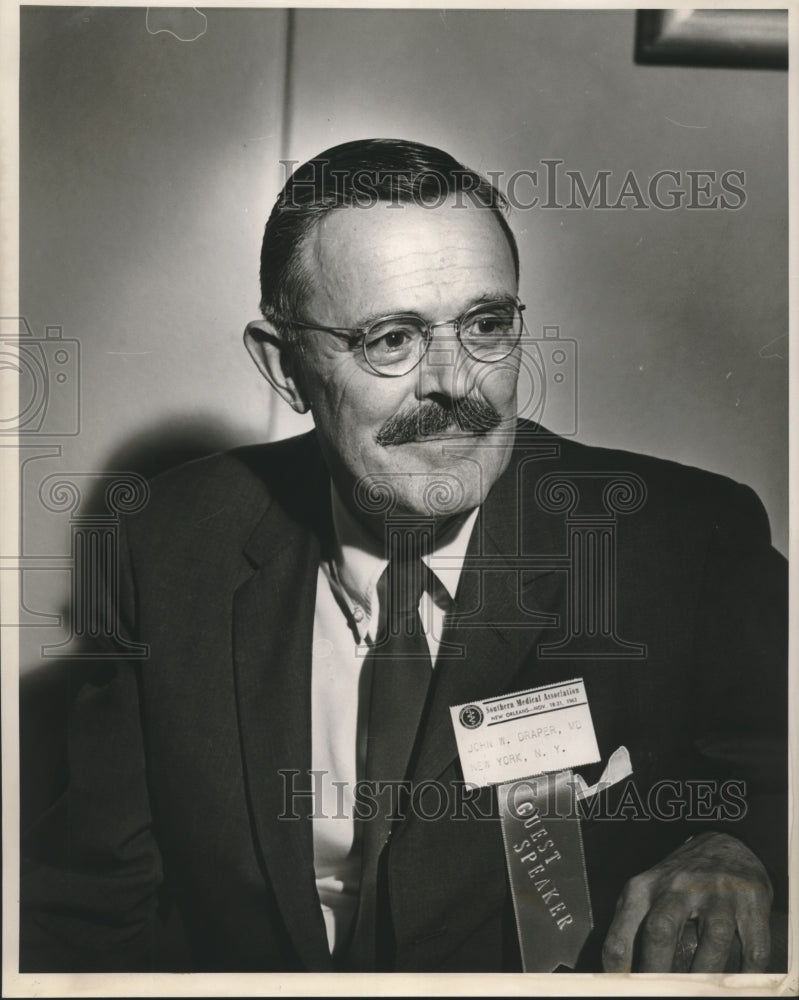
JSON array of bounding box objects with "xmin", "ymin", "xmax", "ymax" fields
[{"xmin": 284, "ymin": 297, "xmax": 525, "ymax": 377}]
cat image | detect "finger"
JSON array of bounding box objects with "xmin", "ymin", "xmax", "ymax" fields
[
  {"xmin": 602, "ymin": 876, "xmax": 652, "ymax": 972},
  {"xmin": 737, "ymin": 904, "xmax": 771, "ymax": 972},
  {"xmin": 639, "ymin": 891, "xmax": 692, "ymax": 972},
  {"xmin": 671, "ymin": 919, "xmax": 699, "ymax": 973},
  {"xmin": 690, "ymin": 908, "xmax": 736, "ymax": 973}
]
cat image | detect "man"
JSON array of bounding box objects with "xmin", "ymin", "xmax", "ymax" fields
[{"xmin": 21, "ymin": 139, "xmax": 787, "ymax": 974}]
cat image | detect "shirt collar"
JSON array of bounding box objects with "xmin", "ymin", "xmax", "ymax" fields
[{"xmin": 326, "ymin": 483, "xmax": 479, "ymax": 643}]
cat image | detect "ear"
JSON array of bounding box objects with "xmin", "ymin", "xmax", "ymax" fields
[{"xmin": 243, "ymin": 319, "xmax": 310, "ymax": 414}]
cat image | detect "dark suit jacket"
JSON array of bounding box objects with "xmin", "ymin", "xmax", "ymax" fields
[{"xmin": 21, "ymin": 421, "xmax": 788, "ymax": 972}]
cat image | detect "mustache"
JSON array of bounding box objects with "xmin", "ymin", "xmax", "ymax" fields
[{"xmin": 375, "ymin": 397, "xmax": 503, "ymax": 446}]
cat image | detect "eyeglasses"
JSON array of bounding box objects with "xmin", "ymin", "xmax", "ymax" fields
[{"xmin": 285, "ymin": 298, "xmax": 526, "ymax": 377}]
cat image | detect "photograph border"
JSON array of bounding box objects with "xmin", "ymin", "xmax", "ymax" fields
[{"xmin": 2, "ymin": 2, "xmax": 796, "ymax": 997}]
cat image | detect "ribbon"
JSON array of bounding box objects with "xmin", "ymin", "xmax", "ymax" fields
[{"xmin": 498, "ymin": 770, "xmax": 592, "ymax": 971}]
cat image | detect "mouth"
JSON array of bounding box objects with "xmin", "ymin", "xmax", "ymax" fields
[
  {"xmin": 389, "ymin": 429, "xmax": 486, "ymax": 444},
  {"xmin": 378, "ymin": 430, "xmax": 500, "ymax": 456}
]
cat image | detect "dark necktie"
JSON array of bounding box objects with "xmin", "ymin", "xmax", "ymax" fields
[{"xmin": 345, "ymin": 536, "xmax": 434, "ymax": 970}]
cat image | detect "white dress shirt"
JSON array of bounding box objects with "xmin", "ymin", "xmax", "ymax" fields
[{"xmin": 310, "ymin": 486, "xmax": 479, "ymax": 955}]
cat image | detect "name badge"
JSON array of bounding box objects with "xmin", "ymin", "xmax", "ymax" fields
[{"xmin": 450, "ymin": 678, "xmax": 600, "ymax": 787}]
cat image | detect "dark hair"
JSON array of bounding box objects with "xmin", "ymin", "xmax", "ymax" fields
[{"xmin": 259, "ymin": 138, "xmax": 519, "ymax": 334}]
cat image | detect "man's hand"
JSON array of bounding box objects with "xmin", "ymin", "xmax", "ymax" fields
[{"xmin": 601, "ymin": 832, "xmax": 773, "ymax": 973}]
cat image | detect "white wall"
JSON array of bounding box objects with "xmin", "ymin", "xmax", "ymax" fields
[{"xmin": 19, "ymin": 7, "xmax": 289, "ymax": 675}]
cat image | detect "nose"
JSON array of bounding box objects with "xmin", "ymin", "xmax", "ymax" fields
[{"xmin": 414, "ymin": 323, "xmax": 478, "ymax": 400}]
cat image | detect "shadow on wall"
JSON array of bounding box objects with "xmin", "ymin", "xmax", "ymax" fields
[
  {"xmin": 98, "ymin": 416, "xmax": 246, "ymax": 485},
  {"xmin": 20, "ymin": 417, "xmax": 245, "ymax": 829}
]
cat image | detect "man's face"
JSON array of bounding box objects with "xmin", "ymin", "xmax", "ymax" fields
[{"xmin": 292, "ymin": 198, "xmax": 521, "ymax": 523}]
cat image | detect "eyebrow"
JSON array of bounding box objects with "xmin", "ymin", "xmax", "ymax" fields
[{"xmin": 351, "ymin": 291, "xmax": 517, "ymax": 329}]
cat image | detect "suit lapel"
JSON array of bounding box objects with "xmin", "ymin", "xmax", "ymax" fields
[
  {"xmin": 232, "ymin": 438, "xmax": 334, "ymax": 971},
  {"xmin": 412, "ymin": 437, "xmax": 567, "ymax": 783}
]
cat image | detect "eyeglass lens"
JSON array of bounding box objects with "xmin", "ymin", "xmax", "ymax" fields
[{"xmin": 363, "ymin": 301, "xmax": 522, "ymax": 374}]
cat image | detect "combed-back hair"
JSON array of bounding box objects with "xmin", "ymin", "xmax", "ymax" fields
[{"xmin": 259, "ymin": 138, "xmax": 519, "ymax": 334}]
